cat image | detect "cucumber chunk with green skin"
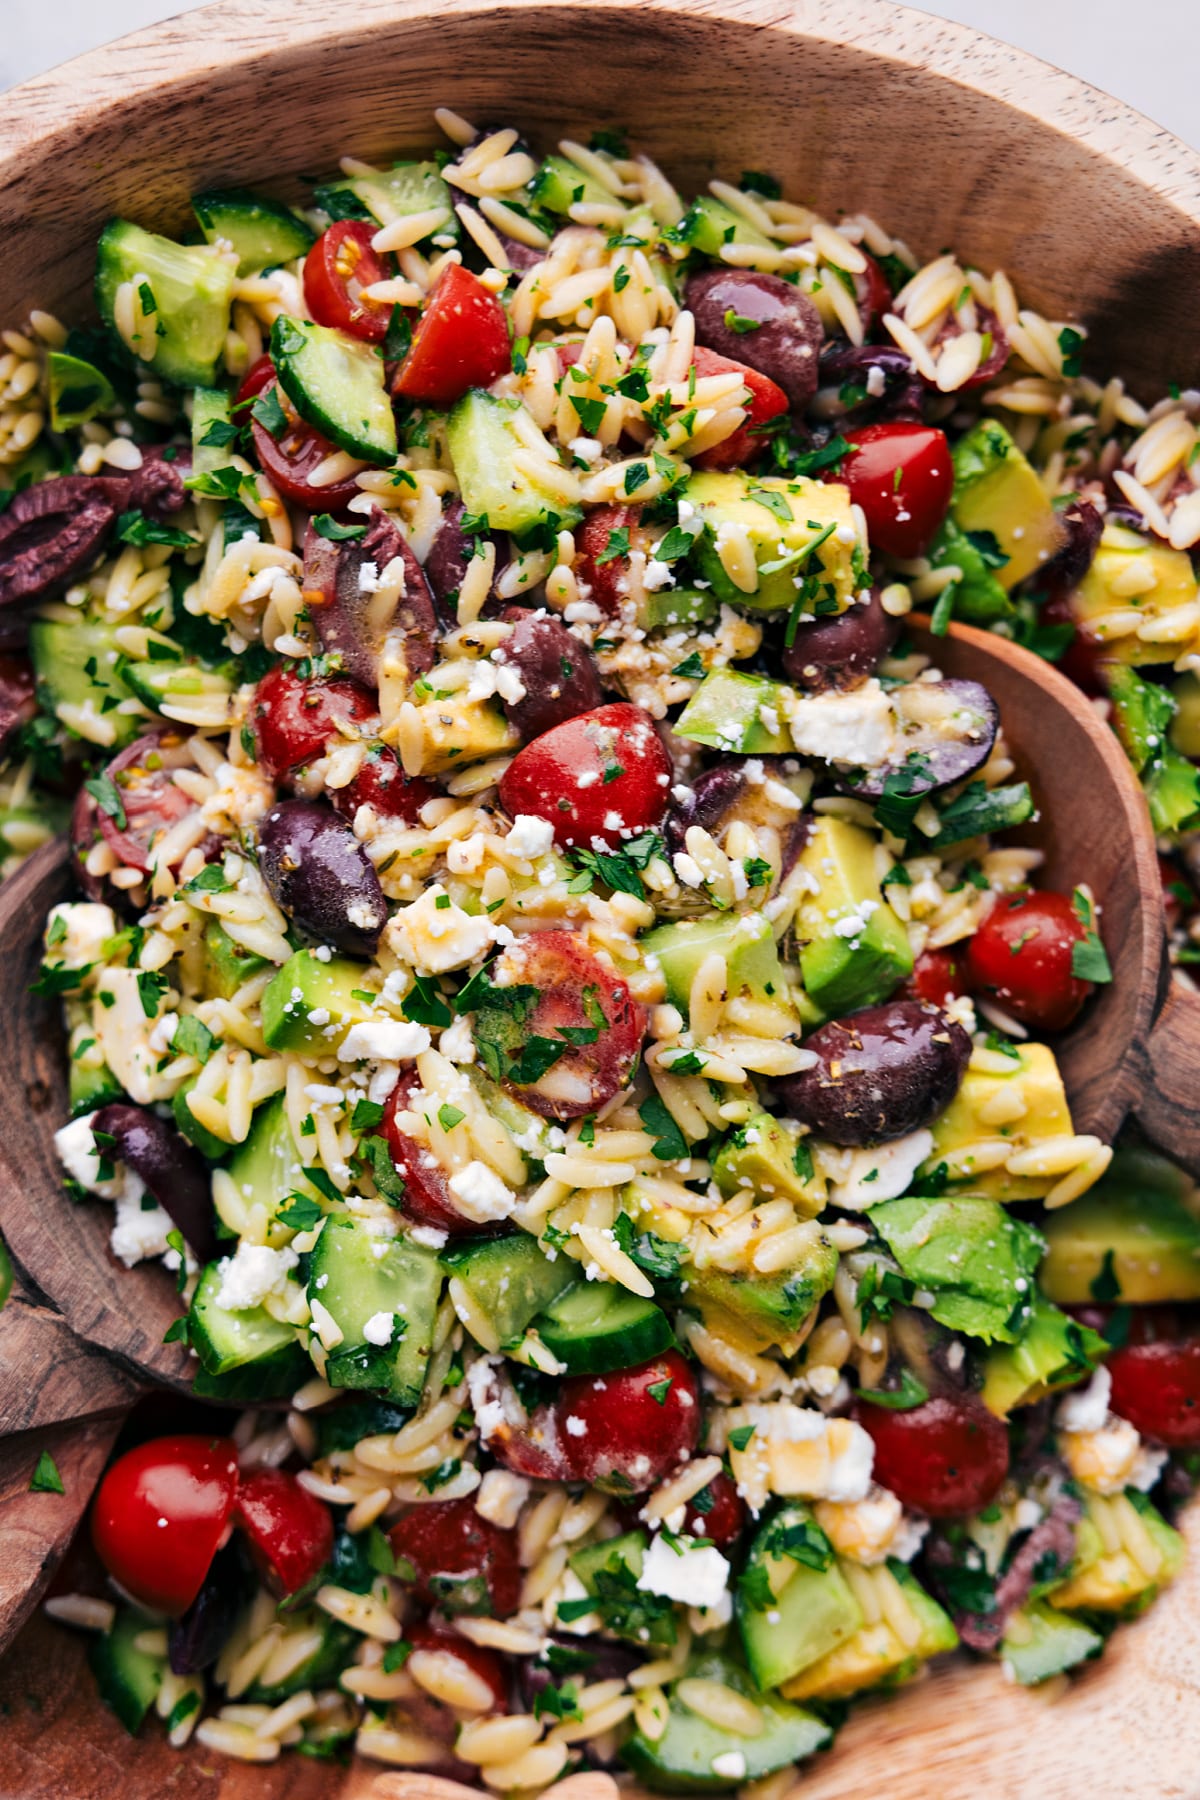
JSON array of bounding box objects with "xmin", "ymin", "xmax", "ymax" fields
[
  {"xmin": 675, "ymin": 669, "xmax": 793, "ymax": 755},
  {"xmin": 638, "ymin": 586, "xmax": 719, "ymax": 633},
  {"xmin": 314, "ymin": 161, "xmax": 457, "ymax": 237},
  {"xmin": 529, "ymin": 154, "xmax": 619, "ymax": 218},
  {"xmin": 95, "ymin": 219, "xmax": 236, "ymax": 388},
  {"xmin": 202, "ymin": 917, "xmax": 269, "ymax": 1002},
  {"xmin": 122, "ymin": 659, "xmax": 235, "ymax": 717},
  {"xmin": 192, "ymin": 386, "xmax": 236, "ymax": 475},
  {"xmin": 69, "ymin": 1057, "xmax": 123, "ymax": 1117},
  {"xmin": 261, "ymin": 949, "xmax": 378, "ymax": 1054},
  {"xmin": 623, "ymin": 1653, "xmax": 831, "ymax": 1793},
  {"xmin": 669, "ymin": 195, "xmax": 777, "ymax": 257},
  {"xmin": 1001, "ymin": 1602, "xmax": 1104, "ymax": 1686},
  {"xmin": 173, "ymin": 1078, "xmax": 231, "ymax": 1164},
  {"xmin": 315, "ymin": 1396, "xmax": 415, "ymax": 1455},
  {"xmin": 47, "ymin": 351, "xmax": 115, "ymax": 431},
  {"xmin": 192, "ymin": 190, "xmax": 315, "ymax": 275},
  {"xmin": 29, "ymin": 617, "xmax": 140, "ymax": 750},
  {"xmin": 441, "ymin": 1233, "xmax": 574, "ymax": 1348},
  {"xmin": 568, "ymin": 1530, "xmax": 677, "ymax": 1650},
  {"xmin": 270, "ymin": 315, "xmax": 397, "ymax": 463},
  {"xmin": 737, "ymin": 1504, "xmax": 863, "ymax": 1690},
  {"xmin": 188, "ymin": 1261, "xmax": 309, "ymax": 1400},
  {"xmin": 246, "ymin": 1612, "xmax": 356, "ymax": 1702},
  {"xmin": 214, "ymin": 1093, "xmax": 325, "ymax": 1245},
  {"xmin": 446, "ymin": 389, "xmax": 583, "ymax": 539},
  {"xmin": 89, "ymin": 1607, "xmax": 164, "ymax": 1734},
  {"xmin": 306, "ymin": 1217, "xmax": 443, "ymax": 1405},
  {"xmin": 532, "ymin": 1279, "xmax": 674, "ymax": 1374}
]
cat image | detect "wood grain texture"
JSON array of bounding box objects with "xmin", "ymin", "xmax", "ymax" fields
[
  {"xmin": 0, "ymin": 1, "xmax": 1197, "ymax": 1792},
  {"xmin": 0, "ymin": 1266, "xmax": 139, "ymax": 1435}
]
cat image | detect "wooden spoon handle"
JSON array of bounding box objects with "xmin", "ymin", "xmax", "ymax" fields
[{"xmin": 1130, "ymin": 976, "xmax": 1200, "ymax": 1175}]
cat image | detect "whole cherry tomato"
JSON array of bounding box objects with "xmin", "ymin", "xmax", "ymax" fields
[
  {"xmin": 234, "ymin": 1468, "xmax": 334, "ymax": 1597},
  {"xmin": 856, "ymin": 1394, "xmax": 1009, "ymax": 1518},
  {"xmin": 965, "ymin": 889, "xmax": 1093, "ymax": 1032},
  {"xmin": 252, "ymin": 665, "xmax": 377, "ymax": 780},
  {"xmin": 690, "ymin": 346, "xmax": 788, "ymax": 471},
  {"xmin": 394, "ymin": 265, "xmax": 511, "ymax": 408},
  {"xmin": 905, "ymin": 947, "xmax": 967, "ymax": 1009},
  {"xmin": 235, "ymin": 355, "xmax": 362, "ymax": 511},
  {"xmin": 91, "ymin": 1435, "xmax": 240, "ymax": 1615},
  {"xmin": 567, "ymin": 1352, "xmax": 702, "ymax": 1494},
  {"xmin": 304, "ymin": 222, "xmax": 392, "ymax": 344},
  {"xmin": 388, "ymin": 1496, "xmax": 521, "ymax": 1618},
  {"xmin": 498, "ymin": 701, "xmax": 672, "ymax": 850},
  {"xmin": 406, "ymin": 1621, "xmax": 510, "ymax": 1713},
  {"xmin": 1108, "ymin": 1335, "xmax": 1200, "ymax": 1448},
  {"xmin": 575, "ymin": 504, "xmax": 639, "ymax": 617},
  {"xmin": 834, "ymin": 422, "xmax": 954, "ymax": 559}
]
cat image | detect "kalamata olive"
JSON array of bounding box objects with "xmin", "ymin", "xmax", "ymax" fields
[
  {"xmin": 128, "ymin": 446, "xmax": 190, "ymax": 518},
  {"xmin": 423, "ymin": 496, "xmax": 507, "ymax": 624},
  {"xmin": 838, "ymin": 678, "xmax": 998, "ymax": 798},
  {"xmin": 0, "ymin": 652, "xmax": 36, "ymax": 754},
  {"xmin": 494, "ymin": 231, "xmax": 546, "ymax": 273},
  {"xmin": 665, "ymin": 763, "xmax": 747, "ymax": 856},
  {"xmin": 70, "ymin": 728, "xmax": 199, "ymax": 904},
  {"xmin": 685, "ymin": 268, "xmax": 824, "ymax": 410},
  {"xmin": 494, "ymin": 606, "xmax": 603, "ymax": 738},
  {"xmin": 775, "ymin": 999, "xmax": 971, "ymax": 1146},
  {"xmin": 519, "ymin": 1638, "xmax": 643, "ymax": 1712},
  {"xmin": 817, "ymin": 343, "xmax": 926, "ymax": 422},
  {"xmin": 927, "ymin": 304, "xmax": 1009, "ymax": 391},
  {"xmin": 257, "ymin": 798, "xmax": 387, "ymax": 955},
  {"xmin": 0, "ymin": 460, "xmax": 188, "ymax": 609},
  {"xmin": 305, "ymin": 508, "xmax": 438, "ymax": 686},
  {"xmin": 168, "ymin": 1540, "xmax": 253, "ymax": 1675},
  {"xmin": 92, "ymin": 1101, "xmax": 219, "ymax": 1265},
  {"xmin": 1039, "ymin": 497, "xmax": 1103, "ymax": 590},
  {"xmin": 783, "ymin": 589, "xmax": 901, "ymax": 692},
  {"xmin": 664, "ymin": 758, "xmax": 804, "ymax": 859}
]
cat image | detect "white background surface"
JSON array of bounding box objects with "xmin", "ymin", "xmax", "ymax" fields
[{"xmin": 1, "ymin": 0, "xmax": 1197, "ymax": 147}]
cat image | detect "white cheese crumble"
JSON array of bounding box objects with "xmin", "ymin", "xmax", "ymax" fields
[
  {"xmin": 448, "ymin": 1161, "xmax": 517, "ymax": 1224},
  {"xmin": 384, "ymin": 885, "xmax": 504, "ymax": 973},
  {"xmin": 1056, "ymin": 1367, "xmax": 1112, "ymax": 1435},
  {"xmin": 789, "ymin": 679, "xmax": 896, "ymax": 768},
  {"xmin": 636, "ymin": 1533, "xmax": 731, "ymax": 1609},
  {"xmin": 215, "ymin": 1241, "xmax": 300, "ymax": 1312},
  {"xmin": 475, "ymin": 1468, "xmax": 531, "ymax": 1529},
  {"xmin": 362, "ymin": 1310, "xmax": 396, "ymax": 1346},
  {"xmin": 338, "ymin": 1018, "xmax": 432, "ymax": 1063},
  {"xmin": 726, "ymin": 1403, "xmax": 875, "ymax": 1510},
  {"xmin": 46, "ymin": 902, "xmax": 116, "ymax": 969},
  {"xmin": 504, "ymin": 814, "xmax": 556, "ymax": 860},
  {"xmin": 438, "ymin": 1015, "xmax": 477, "ymax": 1065},
  {"xmin": 710, "ymin": 1752, "xmax": 746, "ymax": 1780}
]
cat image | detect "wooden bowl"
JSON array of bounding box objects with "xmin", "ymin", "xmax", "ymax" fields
[{"xmin": 1, "ymin": 2, "xmax": 1199, "ymax": 1796}]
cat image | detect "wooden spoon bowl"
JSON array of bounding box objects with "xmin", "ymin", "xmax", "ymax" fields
[{"xmin": 0, "ymin": 0, "xmax": 1199, "ymax": 1791}]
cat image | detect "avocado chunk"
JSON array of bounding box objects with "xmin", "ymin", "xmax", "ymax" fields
[
  {"xmin": 447, "ymin": 389, "xmax": 582, "ymax": 539},
  {"xmin": 1000, "ymin": 1601, "xmax": 1104, "ymax": 1686},
  {"xmin": 95, "ymin": 218, "xmax": 236, "ymax": 388},
  {"xmin": 737, "ymin": 1504, "xmax": 863, "ymax": 1689},
  {"xmin": 567, "ymin": 1530, "xmax": 677, "ymax": 1649},
  {"xmin": 941, "ymin": 419, "xmax": 1066, "ymax": 597},
  {"xmin": 1168, "ymin": 670, "xmax": 1200, "ymax": 758},
  {"xmin": 712, "ymin": 1111, "xmax": 824, "ymax": 1218},
  {"xmin": 1049, "ymin": 1490, "xmax": 1183, "ymax": 1614},
  {"xmin": 211, "ymin": 1093, "xmax": 328, "ymax": 1247},
  {"xmin": 403, "ymin": 686, "xmax": 517, "ymax": 776},
  {"xmin": 306, "ymin": 1217, "xmax": 443, "ymax": 1405},
  {"xmin": 920, "ymin": 1041, "xmax": 1074, "ymax": 1202},
  {"xmin": 261, "ymin": 949, "xmax": 377, "ymax": 1053},
  {"xmin": 866, "ymin": 1195, "xmax": 1045, "ymax": 1344},
  {"xmin": 684, "ymin": 470, "xmax": 861, "ymax": 615},
  {"xmin": 441, "ymin": 1232, "xmax": 575, "ymax": 1349},
  {"xmin": 1039, "ymin": 1150, "xmax": 1200, "ymax": 1304},
  {"xmin": 202, "ymin": 917, "xmax": 269, "ymax": 1001},
  {"xmin": 1075, "ymin": 522, "xmax": 1200, "ymax": 665},
  {"xmin": 791, "ymin": 817, "xmax": 913, "ymax": 1015},
  {"xmin": 780, "ymin": 1561, "xmax": 957, "ymax": 1701},
  {"xmin": 640, "ymin": 910, "xmax": 790, "ymax": 1018},
  {"xmin": 623, "ymin": 1652, "xmax": 831, "ymax": 1793},
  {"xmin": 188, "ymin": 1261, "xmax": 309, "ymax": 1400},
  {"xmin": 982, "ymin": 1296, "xmax": 1107, "ymax": 1415},
  {"xmin": 675, "ymin": 668, "xmax": 793, "ymax": 755},
  {"xmin": 29, "ymin": 617, "xmax": 140, "ymax": 750}
]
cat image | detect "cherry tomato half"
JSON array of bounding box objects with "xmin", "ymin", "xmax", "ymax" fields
[
  {"xmin": 835, "ymin": 422, "xmax": 954, "ymax": 559},
  {"xmin": 406, "ymin": 1622, "xmax": 510, "ymax": 1714},
  {"xmin": 329, "ymin": 743, "xmax": 439, "ymax": 827},
  {"xmin": 1108, "ymin": 1336, "xmax": 1200, "ymax": 1448},
  {"xmin": 304, "ymin": 222, "xmax": 392, "ymax": 344},
  {"xmin": 965, "ymin": 890, "xmax": 1093, "ymax": 1033},
  {"xmin": 236, "ymin": 355, "xmax": 362, "ymax": 512},
  {"xmin": 91, "ymin": 1435, "xmax": 240, "ymax": 1615},
  {"xmin": 393, "ymin": 265, "xmax": 511, "ymax": 408},
  {"xmin": 905, "ymin": 947, "xmax": 967, "ymax": 1009},
  {"xmin": 856, "ymin": 1393, "xmax": 1009, "ymax": 1518},
  {"xmin": 234, "ymin": 1468, "xmax": 334, "ymax": 1597},
  {"xmin": 561, "ymin": 1351, "xmax": 702, "ymax": 1495},
  {"xmin": 388, "ymin": 1496, "xmax": 522, "ymax": 1618},
  {"xmin": 690, "ymin": 346, "xmax": 788, "ymax": 472},
  {"xmin": 575, "ymin": 504, "xmax": 638, "ymax": 618},
  {"xmin": 252, "ymin": 665, "xmax": 377, "ymax": 781},
  {"xmin": 498, "ymin": 701, "xmax": 672, "ymax": 850},
  {"xmin": 680, "ymin": 1468, "xmax": 746, "ymax": 1549},
  {"xmin": 385, "ymin": 1070, "xmax": 488, "ymax": 1238}
]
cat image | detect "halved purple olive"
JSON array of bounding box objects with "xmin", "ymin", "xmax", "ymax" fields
[
  {"xmin": 423, "ymin": 495, "xmax": 505, "ymax": 625},
  {"xmin": 0, "ymin": 462, "xmax": 189, "ymax": 608},
  {"xmin": 257, "ymin": 798, "xmax": 387, "ymax": 955},
  {"xmin": 775, "ymin": 999, "xmax": 971, "ymax": 1146},
  {"xmin": 305, "ymin": 508, "xmax": 438, "ymax": 687},
  {"xmin": 783, "ymin": 589, "xmax": 900, "ymax": 693},
  {"xmin": 92, "ymin": 1101, "xmax": 219, "ymax": 1264},
  {"xmin": 839, "ymin": 678, "xmax": 998, "ymax": 800},
  {"xmin": 495, "ymin": 607, "xmax": 603, "ymax": 739},
  {"xmin": 817, "ymin": 343, "xmax": 926, "ymax": 423},
  {"xmin": 664, "ymin": 758, "xmax": 805, "ymax": 857},
  {"xmin": 685, "ymin": 268, "xmax": 824, "ymax": 410}
]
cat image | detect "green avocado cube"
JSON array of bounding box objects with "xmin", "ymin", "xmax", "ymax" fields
[
  {"xmin": 793, "ymin": 816, "xmax": 913, "ymax": 1014},
  {"xmin": 640, "ymin": 910, "xmax": 788, "ymax": 1017},
  {"xmin": 261, "ymin": 949, "xmax": 378, "ymax": 1053},
  {"xmin": 684, "ymin": 470, "xmax": 861, "ymax": 615},
  {"xmin": 1039, "ymin": 1149, "xmax": 1200, "ymax": 1304},
  {"xmin": 712, "ymin": 1111, "xmax": 823, "ymax": 1218},
  {"xmin": 202, "ymin": 917, "xmax": 269, "ymax": 1001}
]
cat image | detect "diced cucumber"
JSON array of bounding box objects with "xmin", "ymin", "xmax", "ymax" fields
[
  {"xmin": 47, "ymin": 351, "xmax": 115, "ymax": 431},
  {"xmin": 88, "ymin": 1607, "xmax": 165, "ymax": 1734},
  {"xmin": 270, "ymin": 315, "xmax": 396, "ymax": 463},
  {"xmin": 623, "ymin": 1653, "xmax": 830, "ymax": 1793},
  {"xmin": 188, "ymin": 1261, "xmax": 309, "ymax": 1399},
  {"xmin": 442, "ymin": 1233, "xmax": 574, "ymax": 1348},
  {"xmin": 202, "ymin": 916, "xmax": 269, "ymax": 1001},
  {"xmin": 306, "ymin": 1217, "xmax": 443, "ymax": 1405},
  {"xmin": 192, "ymin": 189, "xmax": 314, "ymax": 275},
  {"xmin": 669, "ymin": 194, "xmax": 776, "ymax": 257},
  {"xmin": 214, "ymin": 1093, "xmax": 326, "ymax": 1245},
  {"xmin": 1001, "ymin": 1602, "xmax": 1103, "ymax": 1687},
  {"xmin": 192, "ymin": 386, "xmax": 236, "ymax": 475},
  {"xmin": 261, "ymin": 949, "xmax": 378, "ymax": 1053},
  {"xmin": 675, "ymin": 668, "xmax": 793, "ymax": 755},
  {"xmin": 315, "ymin": 1396, "xmax": 415, "ymax": 1455},
  {"xmin": 29, "ymin": 618, "xmax": 140, "ymax": 750},
  {"xmin": 568, "ymin": 1530, "xmax": 677, "ymax": 1649},
  {"xmin": 122, "ymin": 658, "xmax": 235, "ymax": 718},
  {"xmin": 529, "ymin": 154, "xmax": 619, "ymax": 218},
  {"xmin": 69, "ymin": 1057, "xmax": 123, "ymax": 1117},
  {"xmin": 446, "ymin": 389, "xmax": 582, "ymax": 539},
  {"xmin": 638, "ymin": 586, "xmax": 718, "ymax": 633},
  {"xmin": 246, "ymin": 1610, "xmax": 356, "ymax": 1702},
  {"xmin": 532, "ymin": 1279, "xmax": 673, "ymax": 1374},
  {"xmin": 737, "ymin": 1504, "xmax": 863, "ymax": 1690},
  {"xmin": 173, "ymin": 1078, "xmax": 230, "ymax": 1164},
  {"xmin": 95, "ymin": 219, "xmax": 236, "ymax": 388},
  {"xmin": 314, "ymin": 161, "xmax": 457, "ymax": 239}
]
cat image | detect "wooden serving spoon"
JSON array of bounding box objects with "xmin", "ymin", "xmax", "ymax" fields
[{"xmin": 0, "ymin": 612, "xmax": 1193, "ymax": 1661}]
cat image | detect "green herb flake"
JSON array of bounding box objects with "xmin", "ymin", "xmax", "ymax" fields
[{"xmin": 29, "ymin": 1451, "xmax": 64, "ymax": 1494}]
